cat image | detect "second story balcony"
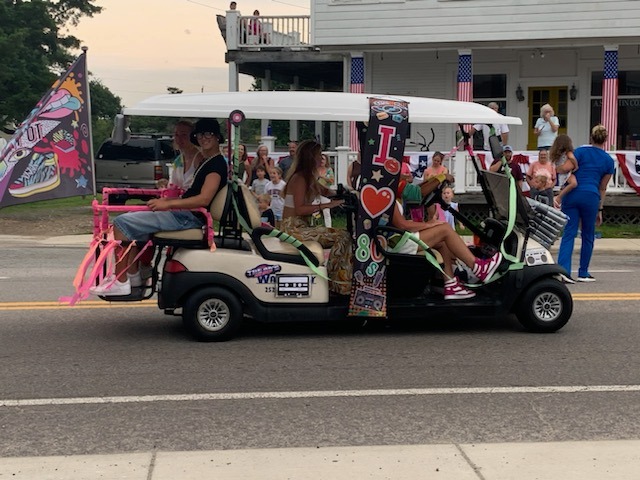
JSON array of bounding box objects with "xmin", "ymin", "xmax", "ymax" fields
[{"xmin": 220, "ymin": 12, "xmax": 314, "ymax": 51}]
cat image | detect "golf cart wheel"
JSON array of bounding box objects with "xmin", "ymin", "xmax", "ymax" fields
[
  {"xmin": 515, "ymin": 279, "xmax": 572, "ymax": 333},
  {"xmin": 183, "ymin": 288, "xmax": 243, "ymax": 342}
]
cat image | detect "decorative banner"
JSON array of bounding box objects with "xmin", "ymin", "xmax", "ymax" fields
[
  {"xmin": 0, "ymin": 52, "xmax": 93, "ymax": 208},
  {"xmin": 349, "ymin": 97, "xmax": 409, "ymax": 317},
  {"xmin": 615, "ymin": 153, "xmax": 640, "ymax": 195}
]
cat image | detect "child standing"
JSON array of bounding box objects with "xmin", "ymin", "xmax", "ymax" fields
[
  {"xmin": 257, "ymin": 193, "xmax": 275, "ymax": 227},
  {"xmin": 250, "ymin": 165, "xmax": 269, "ymax": 197},
  {"xmin": 441, "ymin": 186, "xmax": 462, "ymax": 231},
  {"xmin": 548, "ymin": 134, "xmax": 579, "ymax": 208},
  {"xmin": 265, "ymin": 166, "xmax": 286, "ymax": 224}
]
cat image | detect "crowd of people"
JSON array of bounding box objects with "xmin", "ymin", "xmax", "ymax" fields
[{"xmin": 477, "ymin": 102, "xmax": 615, "ymax": 284}]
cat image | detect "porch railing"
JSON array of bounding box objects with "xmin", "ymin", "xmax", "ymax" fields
[{"xmin": 228, "ymin": 14, "xmax": 311, "ymax": 49}]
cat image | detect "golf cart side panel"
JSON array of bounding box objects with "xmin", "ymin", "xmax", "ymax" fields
[
  {"xmin": 168, "ymin": 248, "xmax": 330, "ymax": 304},
  {"xmin": 160, "ymin": 271, "xmax": 347, "ymax": 323}
]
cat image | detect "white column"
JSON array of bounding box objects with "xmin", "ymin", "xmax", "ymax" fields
[
  {"xmin": 228, "ymin": 61, "xmax": 239, "ymax": 92},
  {"xmin": 261, "ymin": 71, "xmax": 271, "ymax": 139},
  {"xmin": 335, "ymin": 146, "xmax": 350, "ymax": 188},
  {"xmin": 453, "ymin": 151, "xmax": 467, "ymax": 194},
  {"xmin": 226, "ymin": 10, "xmax": 240, "ymax": 50}
]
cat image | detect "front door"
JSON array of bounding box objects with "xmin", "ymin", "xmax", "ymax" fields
[{"xmin": 527, "ymin": 87, "xmax": 568, "ymax": 150}]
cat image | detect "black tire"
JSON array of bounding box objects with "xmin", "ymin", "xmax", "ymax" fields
[
  {"xmin": 515, "ymin": 279, "xmax": 573, "ymax": 333},
  {"xmin": 183, "ymin": 288, "xmax": 243, "ymax": 342}
]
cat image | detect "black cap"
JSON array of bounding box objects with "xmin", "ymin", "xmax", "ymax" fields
[{"xmin": 191, "ymin": 118, "xmax": 224, "ymax": 145}]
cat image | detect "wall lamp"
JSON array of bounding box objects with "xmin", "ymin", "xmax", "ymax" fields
[
  {"xmin": 516, "ymin": 84, "xmax": 525, "ymax": 102},
  {"xmin": 570, "ymin": 83, "xmax": 578, "ymax": 101}
]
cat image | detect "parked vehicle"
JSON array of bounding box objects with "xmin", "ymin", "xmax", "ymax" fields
[
  {"xmin": 94, "ymin": 134, "xmax": 175, "ymax": 200},
  {"xmin": 81, "ymin": 91, "xmax": 573, "ymax": 341}
]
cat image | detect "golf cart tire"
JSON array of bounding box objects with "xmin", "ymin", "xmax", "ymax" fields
[
  {"xmin": 183, "ymin": 287, "xmax": 243, "ymax": 342},
  {"xmin": 515, "ymin": 279, "xmax": 572, "ymax": 333}
]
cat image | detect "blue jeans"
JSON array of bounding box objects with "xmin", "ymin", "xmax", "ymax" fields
[
  {"xmin": 114, "ymin": 210, "xmax": 203, "ymax": 243},
  {"xmin": 557, "ymin": 190, "xmax": 599, "ymax": 277}
]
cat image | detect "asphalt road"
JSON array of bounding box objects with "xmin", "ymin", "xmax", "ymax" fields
[{"xmin": 0, "ymin": 246, "xmax": 639, "ymax": 458}]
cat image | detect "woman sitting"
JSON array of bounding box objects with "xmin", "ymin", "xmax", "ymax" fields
[
  {"xmin": 281, "ymin": 140, "xmax": 352, "ymax": 295},
  {"xmin": 390, "ymin": 201, "xmax": 503, "ymax": 300},
  {"xmin": 90, "ymin": 118, "xmax": 228, "ymax": 296}
]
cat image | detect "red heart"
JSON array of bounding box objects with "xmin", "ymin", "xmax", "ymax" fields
[{"xmin": 361, "ymin": 184, "xmax": 395, "ymax": 219}]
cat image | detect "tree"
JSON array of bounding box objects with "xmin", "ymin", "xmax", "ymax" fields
[
  {"xmin": 0, "ymin": 0, "xmax": 102, "ymax": 123},
  {"xmin": 90, "ymin": 79, "xmax": 123, "ymax": 149}
]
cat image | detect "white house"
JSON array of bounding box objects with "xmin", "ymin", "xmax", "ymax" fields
[{"xmin": 223, "ymin": 1, "xmax": 640, "ymax": 198}]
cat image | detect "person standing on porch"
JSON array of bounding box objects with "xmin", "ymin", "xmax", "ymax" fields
[
  {"xmin": 469, "ymin": 102, "xmax": 510, "ymax": 153},
  {"xmin": 534, "ymin": 104, "xmax": 559, "ymax": 150},
  {"xmin": 556, "ymin": 125, "xmax": 615, "ymax": 283}
]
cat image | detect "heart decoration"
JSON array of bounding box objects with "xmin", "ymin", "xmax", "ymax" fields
[{"xmin": 361, "ymin": 184, "xmax": 395, "ymax": 219}]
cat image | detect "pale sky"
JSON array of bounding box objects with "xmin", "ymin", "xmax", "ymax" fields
[{"xmin": 72, "ymin": 0, "xmax": 310, "ymax": 107}]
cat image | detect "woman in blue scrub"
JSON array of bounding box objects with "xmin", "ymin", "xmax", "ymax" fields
[{"xmin": 557, "ymin": 125, "xmax": 615, "ymax": 283}]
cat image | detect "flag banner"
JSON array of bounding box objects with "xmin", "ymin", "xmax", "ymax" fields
[
  {"xmin": 602, "ymin": 49, "xmax": 619, "ymax": 151},
  {"xmin": 457, "ymin": 53, "xmax": 473, "ymax": 103},
  {"xmin": 349, "ymin": 98, "xmax": 409, "ymax": 317},
  {"xmin": 349, "ymin": 56, "xmax": 365, "ymax": 152},
  {"xmin": 0, "ymin": 53, "xmax": 93, "ymax": 208},
  {"xmin": 615, "ymin": 153, "xmax": 640, "ymax": 195}
]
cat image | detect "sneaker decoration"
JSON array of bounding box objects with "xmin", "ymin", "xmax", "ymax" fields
[
  {"xmin": 8, "ymin": 152, "xmax": 60, "ymax": 197},
  {"xmin": 0, "ymin": 52, "xmax": 92, "ymax": 208}
]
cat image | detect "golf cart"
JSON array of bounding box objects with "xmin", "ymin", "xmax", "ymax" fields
[{"xmin": 73, "ymin": 91, "xmax": 573, "ymax": 341}]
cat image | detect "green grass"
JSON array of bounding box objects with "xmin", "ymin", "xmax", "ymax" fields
[
  {"xmin": 0, "ymin": 195, "xmax": 98, "ymax": 213},
  {"xmin": 597, "ymin": 224, "xmax": 640, "ymax": 238}
]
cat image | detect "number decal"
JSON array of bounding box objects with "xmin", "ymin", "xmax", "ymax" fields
[{"xmin": 355, "ymin": 234, "xmax": 371, "ymax": 262}]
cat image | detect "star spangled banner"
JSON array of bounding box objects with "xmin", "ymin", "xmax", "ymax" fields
[
  {"xmin": 349, "ymin": 56, "xmax": 365, "ymax": 152},
  {"xmin": 457, "ymin": 52, "xmax": 473, "ymax": 103},
  {"xmin": 0, "ymin": 52, "xmax": 93, "ymax": 208},
  {"xmin": 602, "ymin": 49, "xmax": 619, "ymax": 151}
]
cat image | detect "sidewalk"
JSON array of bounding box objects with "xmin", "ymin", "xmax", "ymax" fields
[
  {"xmin": 1, "ymin": 440, "xmax": 639, "ymax": 479},
  {"xmin": 2, "ymin": 233, "xmax": 640, "ymax": 254}
]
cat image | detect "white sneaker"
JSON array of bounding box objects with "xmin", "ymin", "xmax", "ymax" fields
[
  {"xmin": 558, "ymin": 273, "xmax": 576, "ymax": 284},
  {"xmin": 89, "ymin": 278, "xmax": 131, "ymax": 296}
]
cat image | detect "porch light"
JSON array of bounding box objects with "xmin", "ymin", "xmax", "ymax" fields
[
  {"xmin": 516, "ymin": 84, "xmax": 525, "ymax": 102},
  {"xmin": 570, "ymin": 84, "xmax": 578, "ymax": 101}
]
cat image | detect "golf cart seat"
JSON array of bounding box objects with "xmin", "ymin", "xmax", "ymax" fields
[
  {"xmin": 237, "ymin": 184, "xmax": 326, "ymax": 267},
  {"xmin": 153, "ymin": 182, "xmax": 251, "ymax": 250}
]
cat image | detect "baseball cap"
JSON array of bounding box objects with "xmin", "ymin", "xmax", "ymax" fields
[{"xmin": 503, "ymin": 145, "xmax": 513, "ymax": 152}]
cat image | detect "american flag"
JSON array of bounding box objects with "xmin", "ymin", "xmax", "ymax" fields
[
  {"xmin": 457, "ymin": 53, "xmax": 473, "ymax": 102},
  {"xmin": 349, "ymin": 56, "xmax": 365, "ymax": 152},
  {"xmin": 601, "ymin": 49, "xmax": 618, "ymax": 150}
]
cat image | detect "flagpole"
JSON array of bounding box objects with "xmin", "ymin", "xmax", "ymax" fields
[{"xmin": 82, "ymin": 46, "xmax": 98, "ymax": 199}]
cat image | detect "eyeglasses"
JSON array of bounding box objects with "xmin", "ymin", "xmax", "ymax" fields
[{"xmin": 196, "ymin": 132, "xmax": 216, "ymax": 139}]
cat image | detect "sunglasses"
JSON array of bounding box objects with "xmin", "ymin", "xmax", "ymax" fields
[{"xmin": 196, "ymin": 132, "xmax": 216, "ymax": 139}]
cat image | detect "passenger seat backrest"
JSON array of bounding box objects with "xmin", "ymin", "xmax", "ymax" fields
[
  {"xmin": 237, "ymin": 183, "xmax": 262, "ymax": 230},
  {"xmin": 209, "ymin": 184, "xmax": 230, "ymax": 221}
]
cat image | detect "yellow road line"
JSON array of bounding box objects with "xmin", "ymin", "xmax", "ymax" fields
[{"xmin": 1, "ymin": 294, "xmax": 640, "ymax": 312}]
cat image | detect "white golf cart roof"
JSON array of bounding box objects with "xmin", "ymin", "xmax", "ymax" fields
[{"xmin": 124, "ymin": 91, "xmax": 522, "ymax": 125}]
